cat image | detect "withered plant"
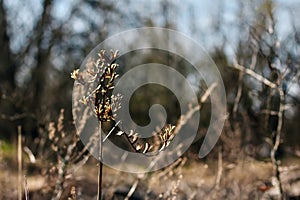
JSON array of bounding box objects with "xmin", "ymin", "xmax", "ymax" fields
[{"xmin": 71, "ymin": 49, "xmax": 220, "ymax": 199}]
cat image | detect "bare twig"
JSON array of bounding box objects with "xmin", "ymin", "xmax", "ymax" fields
[
  {"xmin": 233, "ymin": 71, "xmax": 244, "ymax": 117},
  {"xmin": 260, "ymin": 110, "xmax": 278, "ymax": 116},
  {"xmin": 23, "ymin": 146, "xmax": 36, "ymax": 163},
  {"xmin": 270, "ymin": 88, "xmax": 285, "ymax": 200},
  {"xmin": 174, "ymin": 82, "xmax": 218, "ymax": 135},
  {"xmin": 264, "ymin": 86, "xmax": 272, "ymax": 130},
  {"xmin": 249, "ymin": 48, "xmax": 258, "ymax": 70},
  {"xmin": 232, "ymin": 61, "xmax": 277, "ymax": 88},
  {"xmin": 156, "ymin": 157, "xmax": 185, "ymax": 179},
  {"xmin": 0, "ymin": 113, "xmax": 36, "ymax": 121},
  {"xmin": 125, "ymin": 179, "xmax": 140, "ymax": 200},
  {"xmin": 233, "ymin": 48, "xmax": 258, "ymax": 117},
  {"xmin": 232, "ymin": 61, "xmax": 285, "ymax": 199}
]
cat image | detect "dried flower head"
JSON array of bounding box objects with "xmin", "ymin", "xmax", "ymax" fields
[
  {"xmin": 71, "ymin": 49, "xmax": 178, "ymax": 156},
  {"xmin": 70, "ymin": 69, "xmax": 80, "ymax": 80}
]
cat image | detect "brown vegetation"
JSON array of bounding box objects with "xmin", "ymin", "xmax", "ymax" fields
[{"xmin": 1, "ymin": 0, "xmax": 300, "ymax": 199}]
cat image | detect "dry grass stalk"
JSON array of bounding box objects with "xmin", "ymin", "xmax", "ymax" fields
[
  {"xmin": 17, "ymin": 125, "xmax": 22, "ymax": 200},
  {"xmin": 0, "ymin": 140, "xmax": 2, "ymax": 164},
  {"xmin": 24, "ymin": 175, "xmax": 29, "ymax": 200},
  {"xmin": 72, "ymin": 50, "xmax": 120, "ymax": 200},
  {"xmin": 215, "ymin": 146, "xmax": 223, "ymax": 189},
  {"xmin": 97, "ymin": 123, "xmax": 103, "ymax": 200}
]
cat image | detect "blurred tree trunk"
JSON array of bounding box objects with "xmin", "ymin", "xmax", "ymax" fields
[
  {"xmin": 0, "ymin": 0, "xmax": 17, "ymax": 139},
  {"xmin": 0, "ymin": 0, "xmax": 16, "ymax": 91},
  {"xmin": 28, "ymin": 0, "xmax": 52, "ymax": 111}
]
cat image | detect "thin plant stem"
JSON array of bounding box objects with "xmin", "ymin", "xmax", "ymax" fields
[
  {"xmin": 24, "ymin": 175, "xmax": 29, "ymax": 200},
  {"xmin": 17, "ymin": 126, "xmax": 22, "ymax": 200},
  {"xmin": 97, "ymin": 122, "xmax": 103, "ymax": 200},
  {"xmin": 215, "ymin": 146, "xmax": 223, "ymax": 189}
]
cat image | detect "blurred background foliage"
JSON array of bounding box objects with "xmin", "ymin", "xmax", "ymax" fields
[{"xmin": 0, "ymin": 0, "xmax": 299, "ymax": 158}]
